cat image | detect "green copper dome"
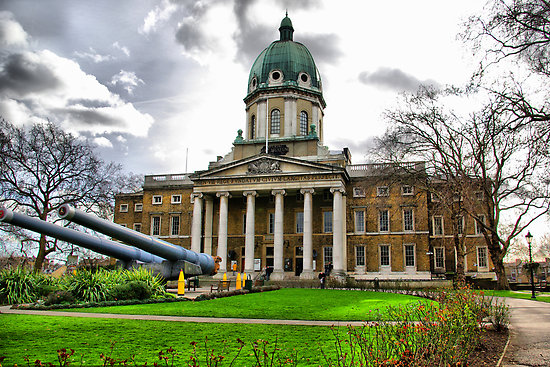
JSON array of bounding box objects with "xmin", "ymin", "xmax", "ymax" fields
[{"xmin": 246, "ymin": 15, "xmax": 322, "ymax": 99}]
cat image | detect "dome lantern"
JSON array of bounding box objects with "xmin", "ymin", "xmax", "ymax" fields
[{"xmin": 279, "ymin": 12, "xmax": 294, "ymax": 41}]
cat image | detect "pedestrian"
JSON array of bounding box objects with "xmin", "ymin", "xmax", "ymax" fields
[
  {"xmin": 318, "ymin": 272, "xmax": 326, "ymax": 289},
  {"xmin": 232, "ymin": 262, "xmax": 237, "ymax": 275}
]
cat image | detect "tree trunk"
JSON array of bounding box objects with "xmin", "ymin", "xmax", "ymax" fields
[
  {"xmin": 493, "ymin": 258, "xmax": 510, "ymax": 290},
  {"xmin": 454, "ymin": 235, "xmax": 466, "ymax": 283},
  {"xmin": 33, "ymin": 233, "xmax": 47, "ymax": 273}
]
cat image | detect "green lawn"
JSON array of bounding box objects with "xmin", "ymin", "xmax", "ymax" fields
[
  {"xmin": 61, "ymin": 288, "xmax": 429, "ymax": 321},
  {"xmin": 0, "ymin": 314, "xmax": 340, "ymax": 366},
  {"xmin": 487, "ymin": 289, "xmax": 550, "ymax": 303}
]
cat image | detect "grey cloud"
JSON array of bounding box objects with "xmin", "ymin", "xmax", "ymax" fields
[
  {"xmin": 297, "ymin": 34, "xmax": 342, "ymax": 66},
  {"xmin": 0, "ymin": 53, "xmax": 61, "ymax": 96},
  {"xmin": 358, "ymin": 67, "xmax": 439, "ymax": 92},
  {"xmin": 175, "ymin": 22, "xmax": 208, "ymax": 52},
  {"xmin": 54, "ymin": 107, "xmax": 121, "ymax": 127},
  {"xmin": 67, "ymin": 99, "xmax": 112, "ymax": 109},
  {"xmin": 330, "ymin": 137, "xmax": 377, "ymax": 162},
  {"xmin": 275, "ymin": 0, "xmax": 318, "ymax": 11}
]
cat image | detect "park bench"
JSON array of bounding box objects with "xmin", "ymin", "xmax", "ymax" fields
[
  {"xmin": 210, "ymin": 280, "xmax": 231, "ymax": 292},
  {"xmin": 187, "ymin": 277, "xmax": 199, "ymax": 291}
]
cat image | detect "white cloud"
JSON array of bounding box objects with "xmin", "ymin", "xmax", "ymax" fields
[
  {"xmin": 73, "ymin": 47, "xmax": 113, "ymax": 63},
  {"xmin": 111, "ymin": 70, "xmax": 144, "ymax": 95},
  {"xmin": 139, "ymin": 0, "xmax": 179, "ymax": 35},
  {"xmin": 0, "ymin": 11, "xmax": 28, "ymax": 47},
  {"xmin": 112, "ymin": 42, "xmax": 130, "ymax": 57},
  {"xmin": 93, "ymin": 136, "xmax": 113, "ymax": 148}
]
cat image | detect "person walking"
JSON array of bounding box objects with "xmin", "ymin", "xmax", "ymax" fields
[{"xmin": 319, "ymin": 272, "xmax": 326, "ymax": 289}]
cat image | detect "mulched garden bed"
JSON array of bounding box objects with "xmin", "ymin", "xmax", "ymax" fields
[{"xmin": 467, "ymin": 329, "xmax": 509, "ymax": 366}]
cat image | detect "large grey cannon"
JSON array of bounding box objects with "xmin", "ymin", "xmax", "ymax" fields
[
  {"xmin": 0, "ymin": 207, "xmax": 163, "ymax": 265},
  {"xmin": 58, "ymin": 204, "xmax": 220, "ymax": 278}
]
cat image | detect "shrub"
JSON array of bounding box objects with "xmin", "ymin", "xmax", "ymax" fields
[
  {"xmin": 64, "ymin": 268, "xmax": 113, "ymax": 303},
  {"xmin": 109, "ymin": 280, "xmax": 153, "ymax": 301},
  {"xmin": 122, "ymin": 267, "xmax": 166, "ymax": 297},
  {"xmin": 0, "ymin": 267, "xmax": 38, "ymax": 305},
  {"xmin": 45, "ymin": 290, "xmax": 75, "ymax": 305},
  {"xmin": 489, "ymin": 298, "xmax": 510, "ymax": 331}
]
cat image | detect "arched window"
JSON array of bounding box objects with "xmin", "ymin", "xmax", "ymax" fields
[
  {"xmin": 270, "ymin": 109, "xmax": 280, "ymax": 134},
  {"xmin": 300, "ymin": 111, "xmax": 308, "ymax": 135},
  {"xmin": 250, "ymin": 115, "xmax": 256, "ymax": 139}
]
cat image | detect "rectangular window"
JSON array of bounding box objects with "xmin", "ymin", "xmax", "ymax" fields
[
  {"xmin": 402, "ymin": 185, "xmax": 413, "ymax": 196},
  {"xmin": 152, "ymin": 195, "xmax": 162, "ymax": 205},
  {"xmin": 296, "ymin": 212, "xmax": 304, "ymax": 233},
  {"xmin": 475, "ymin": 215, "xmax": 486, "ymax": 235},
  {"xmin": 431, "ymin": 192, "xmax": 440, "ymax": 202},
  {"xmin": 377, "ymin": 186, "xmax": 389, "ymax": 197},
  {"xmin": 133, "ymin": 223, "xmax": 142, "ymax": 232},
  {"xmin": 356, "ymin": 246, "xmax": 365, "ymax": 266},
  {"xmin": 268, "ymin": 213, "xmax": 275, "ymax": 234},
  {"xmin": 171, "ymin": 195, "xmax": 182, "ymax": 204},
  {"xmin": 296, "ymin": 193, "xmax": 304, "ymax": 202},
  {"xmin": 170, "ymin": 216, "xmax": 180, "ymax": 236},
  {"xmin": 477, "ymin": 247, "xmax": 488, "ymax": 268},
  {"xmin": 323, "ymin": 211, "xmax": 333, "ymax": 233},
  {"xmin": 403, "ymin": 209, "xmax": 414, "ymax": 232},
  {"xmin": 379, "ymin": 210, "xmax": 389, "ymax": 232},
  {"xmin": 457, "ymin": 216, "xmax": 464, "ymax": 235},
  {"xmin": 119, "ymin": 204, "xmax": 128, "ymax": 213},
  {"xmin": 354, "ymin": 210, "xmax": 365, "ymax": 233},
  {"xmin": 323, "ymin": 190, "xmax": 332, "ymax": 201},
  {"xmin": 151, "ymin": 216, "xmax": 161, "ymax": 236},
  {"xmin": 404, "ymin": 244, "xmax": 415, "ymax": 267},
  {"xmin": 134, "ymin": 203, "xmax": 143, "ymax": 212},
  {"xmin": 380, "ymin": 245, "xmax": 390, "ymax": 267},
  {"xmin": 433, "ymin": 216, "xmax": 444, "ymax": 236},
  {"xmin": 434, "ymin": 247, "xmax": 445, "ymax": 269},
  {"xmin": 353, "ymin": 187, "xmax": 365, "ymax": 198},
  {"xmin": 323, "ymin": 246, "xmax": 333, "ymax": 266}
]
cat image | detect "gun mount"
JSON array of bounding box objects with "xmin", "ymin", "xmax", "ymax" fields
[
  {"xmin": 58, "ymin": 204, "xmax": 220, "ymax": 277},
  {"xmin": 0, "ymin": 207, "xmax": 163, "ymax": 265}
]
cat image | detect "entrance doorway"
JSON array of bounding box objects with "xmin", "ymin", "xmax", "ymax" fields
[{"xmin": 295, "ymin": 246, "xmax": 303, "ymax": 276}]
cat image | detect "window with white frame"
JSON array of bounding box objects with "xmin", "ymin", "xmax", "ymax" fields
[
  {"xmin": 171, "ymin": 195, "xmax": 182, "ymax": 204},
  {"xmin": 323, "ymin": 246, "xmax": 333, "ymax": 266},
  {"xmin": 431, "ymin": 192, "xmax": 440, "ymax": 202},
  {"xmin": 477, "ymin": 247, "xmax": 488, "ymax": 268},
  {"xmin": 401, "ymin": 185, "xmax": 413, "ymax": 196},
  {"xmin": 475, "ymin": 215, "xmax": 486, "ymax": 235},
  {"xmin": 356, "ymin": 246, "xmax": 365, "ymax": 266},
  {"xmin": 134, "ymin": 203, "xmax": 143, "ymax": 212},
  {"xmin": 120, "ymin": 204, "xmax": 128, "ymax": 213},
  {"xmin": 379, "ymin": 209, "xmax": 389, "ymax": 232},
  {"xmin": 133, "ymin": 223, "xmax": 141, "ymax": 232},
  {"xmin": 152, "ymin": 195, "xmax": 162, "ymax": 205},
  {"xmin": 354, "ymin": 210, "xmax": 365, "ymax": 233},
  {"xmin": 403, "ymin": 208, "xmax": 414, "ymax": 232},
  {"xmin": 268, "ymin": 212, "xmax": 275, "ymax": 234},
  {"xmin": 296, "ymin": 212, "xmax": 304, "ymax": 233},
  {"xmin": 404, "ymin": 244, "xmax": 416, "ymax": 267},
  {"xmin": 380, "ymin": 244, "xmax": 391, "ymax": 267},
  {"xmin": 300, "ymin": 111, "xmax": 308, "ymax": 135},
  {"xmin": 151, "ymin": 216, "xmax": 161, "ymax": 236},
  {"xmin": 119, "ymin": 223, "xmax": 127, "ymax": 228},
  {"xmin": 475, "ymin": 191, "xmax": 484, "ymax": 201},
  {"xmin": 377, "ymin": 186, "xmax": 389, "ymax": 197},
  {"xmin": 434, "ymin": 247, "xmax": 445, "ymax": 269},
  {"xmin": 456, "ymin": 216, "xmax": 464, "ymax": 235},
  {"xmin": 250, "ymin": 115, "xmax": 256, "ymax": 139},
  {"xmin": 353, "ymin": 187, "xmax": 365, "ymax": 198},
  {"xmin": 433, "ymin": 216, "xmax": 444, "ymax": 236},
  {"xmin": 170, "ymin": 216, "xmax": 180, "ymax": 236},
  {"xmin": 270, "ymin": 109, "xmax": 280, "ymax": 134},
  {"xmin": 323, "ymin": 211, "xmax": 333, "ymax": 233}
]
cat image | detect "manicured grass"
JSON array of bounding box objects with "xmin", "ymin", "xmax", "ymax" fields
[
  {"xmin": 61, "ymin": 288, "xmax": 429, "ymax": 321},
  {"xmin": 487, "ymin": 289, "xmax": 550, "ymax": 303},
  {"xmin": 0, "ymin": 314, "xmax": 340, "ymax": 366}
]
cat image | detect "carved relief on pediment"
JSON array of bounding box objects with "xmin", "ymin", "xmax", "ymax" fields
[{"xmin": 247, "ymin": 158, "xmax": 281, "ymax": 174}]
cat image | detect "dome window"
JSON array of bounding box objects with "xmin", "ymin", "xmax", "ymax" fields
[
  {"xmin": 250, "ymin": 76, "xmax": 258, "ymax": 92},
  {"xmin": 270, "ymin": 109, "xmax": 281, "ymax": 134},
  {"xmin": 300, "ymin": 111, "xmax": 308, "ymax": 135},
  {"xmin": 269, "ymin": 70, "xmax": 283, "ymax": 85},
  {"xmin": 298, "ymin": 72, "xmax": 311, "ymax": 87}
]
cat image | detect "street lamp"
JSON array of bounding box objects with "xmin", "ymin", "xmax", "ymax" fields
[{"xmin": 526, "ymin": 231, "xmax": 536, "ymax": 299}]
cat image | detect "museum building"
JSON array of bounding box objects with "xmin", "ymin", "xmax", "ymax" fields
[{"xmin": 114, "ymin": 15, "xmax": 493, "ymax": 280}]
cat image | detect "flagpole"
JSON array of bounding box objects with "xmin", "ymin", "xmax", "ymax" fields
[{"xmin": 265, "ymin": 98, "xmax": 269, "ymax": 154}]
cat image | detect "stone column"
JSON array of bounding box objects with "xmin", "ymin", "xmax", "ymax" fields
[
  {"xmin": 330, "ymin": 187, "xmax": 345, "ymax": 277},
  {"xmin": 271, "ymin": 189, "xmax": 286, "ymax": 280},
  {"xmin": 342, "ymin": 193, "xmax": 347, "ymax": 273},
  {"xmin": 204, "ymin": 196, "xmax": 213, "ymax": 255},
  {"xmin": 243, "ymin": 191, "xmax": 257, "ymax": 273},
  {"xmin": 216, "ymin": 192, "xmax": 230, "ymax": 274},
  {"xmin": 300, "ymin": 188, "xmax": 315, "ymax": 279},
  {"xmin": 190, "ymin": 193, "xmax": 203, "ymax": 253}
]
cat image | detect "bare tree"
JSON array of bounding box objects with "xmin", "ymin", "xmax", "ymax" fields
[
  {"xmin": 0, "ymin": 119, "xmax": 128, "ymax": 272},
  {"xmin": 376, "ymin": 86, "xmax": 550, "ymax": 289}
]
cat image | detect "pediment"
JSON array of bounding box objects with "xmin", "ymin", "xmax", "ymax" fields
[{"xmin": 194, "ymin": 154, "xmax": 343, "ymax": 179}]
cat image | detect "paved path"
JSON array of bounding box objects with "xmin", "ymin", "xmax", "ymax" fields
[{"xmin": 501, "ymin": 297, "xmax": 550, "ymax": 367}]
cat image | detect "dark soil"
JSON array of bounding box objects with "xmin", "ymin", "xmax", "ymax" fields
[{"xmin": 467, "ymin": 329, "xmax": 509, "ymax": 366}]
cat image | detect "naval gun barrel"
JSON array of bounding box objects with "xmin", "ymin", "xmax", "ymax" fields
[
  {"xmin": 58, "ymin": 204, "xmax": 218, "ymax": 275},
  {"xmin": 0, "ymin": 207, "xmax": 163, "ymax": 264}
]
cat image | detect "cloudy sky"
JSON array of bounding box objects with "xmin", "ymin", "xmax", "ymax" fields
[{"xmin": 0, "ymin": 0, "xmax": 486, "ymax": 175}]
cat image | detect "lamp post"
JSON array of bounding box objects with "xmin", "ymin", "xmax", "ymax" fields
[{"xmin": 526, "ymin": 231, "xmax": 536, "ymax": 299}]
